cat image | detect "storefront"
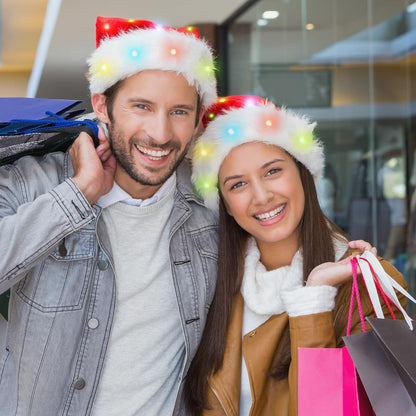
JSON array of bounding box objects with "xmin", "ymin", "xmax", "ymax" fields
[{"xmin": 217, "ymin": 0, "xmax": 416, "ymax": 313}]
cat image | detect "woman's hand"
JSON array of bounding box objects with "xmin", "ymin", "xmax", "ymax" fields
[
  {"xmin": 348, "ymin": 239, "xmax": 377, "ymax": 256},
  {"xmin": 306, "ymin": 240, "xmax": 375, "ymax": 287},
  {"xmin": 306, "ymin": 257, "xmax": 356, "ymax": 287}
]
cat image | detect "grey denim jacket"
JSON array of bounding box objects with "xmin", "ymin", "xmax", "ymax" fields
[{"xmin": 0, "ymin": 151, "xmax": 218, "ymax": 416}]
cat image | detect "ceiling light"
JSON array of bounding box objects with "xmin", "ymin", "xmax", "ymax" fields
[
  {"xmin": 305, "ymin": 23, "xmax": 315, "ymax": 30},
  {"xmin": 257, "ymin": 19, "xmax": 268, "ymax": 26},
  {"xmin": 407, "ymin": 2, "xmax": 416, "ymax": 13},
  {"xmin": 262, "ymin": 10, "xmax": 279, "ymax": 19}
]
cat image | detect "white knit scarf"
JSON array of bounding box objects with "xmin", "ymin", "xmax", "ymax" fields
[{"xmin": 241, "ymin": 237, "xmax": 348, "ymax": 315}]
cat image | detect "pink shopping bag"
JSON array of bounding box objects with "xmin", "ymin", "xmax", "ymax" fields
[
  {"xmin": 298, "ymin": 257, "xmax": 375, "ymax": 415},
  {"xmin": 298, "ymin": 346, "xmax": 374, "ymax": 415}
]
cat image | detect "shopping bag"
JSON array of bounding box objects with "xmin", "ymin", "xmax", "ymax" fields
[
  {"xmin": 298, "ymin": 346, "xmax": 374, "ymax": 415},
  {"xmin": 366, "ymin": 317, "xmax": 416, "ymax": 403},
  {"xmin": 344, "ymin": 328, "xmax": 416, "ymax": 415},
  {"xmin": 343, "ymin": 251, "xmax": 416, "ymax": 416},
  {"xmin": 0, "ymin": 97, "xmax": 98, "ymax": 166},
  {"xmin": 0, "ymin": 97, "xmax": 84, "ymax": 123},
  {"xmin": 298, "ymin": 258, "xmax": 375, "ymax": 415}
]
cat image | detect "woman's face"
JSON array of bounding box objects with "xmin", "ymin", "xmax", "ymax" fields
[{"xmin": 219, "ymin": 141, "xmax": 305, "ymax": 252}]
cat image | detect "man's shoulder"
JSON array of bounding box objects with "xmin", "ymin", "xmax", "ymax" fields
[{"xmin": 1, "ymin": 151, "xmax": 70, "ymax": 188}]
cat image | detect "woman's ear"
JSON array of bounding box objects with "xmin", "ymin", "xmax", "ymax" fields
[
  {"xmin": 91, "ymin": 93, "xmax": 110, "ymax": 124},
  {"xmin": 221, "ymin": 194, "xmax": 234, "ymax": 217}
]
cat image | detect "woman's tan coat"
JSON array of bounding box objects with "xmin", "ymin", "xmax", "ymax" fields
[{"xmin": 202, "ymin": 254, "xmax": 407, "ymax": 416}]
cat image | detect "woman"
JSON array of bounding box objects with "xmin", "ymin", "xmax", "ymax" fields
[{"xmin": 186, "ymin": 95, "xmax": 407, "ymax": 415}]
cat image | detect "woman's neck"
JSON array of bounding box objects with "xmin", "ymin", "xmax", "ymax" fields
[{"xmin": 256, "ymin": 237, "xmax": 300, "ymax": 271}]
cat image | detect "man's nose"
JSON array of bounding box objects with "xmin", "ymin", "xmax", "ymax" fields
[{"xmin": 146, "ymin": 113, "xmax": 173, "ymax": 146}]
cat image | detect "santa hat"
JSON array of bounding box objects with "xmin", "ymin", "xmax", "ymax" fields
[
  {"xmin": 192, "ymin": 95, "xmax": 324, "ymax": 212},
  {"xmin": 87, "ymin": 16, "xmax": 217, "ymax": 107}
]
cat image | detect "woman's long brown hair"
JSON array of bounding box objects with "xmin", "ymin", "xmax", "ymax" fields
[{"xmin": 184, "ymin": 159, "xmax": 347, "ymax": 414}]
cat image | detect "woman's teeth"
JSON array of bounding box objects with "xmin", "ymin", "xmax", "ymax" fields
[{"xmin": 255, "ymin": 204, "xmax": 285, "ymax": 221}]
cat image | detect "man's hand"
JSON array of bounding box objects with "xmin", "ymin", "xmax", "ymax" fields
[{"xmin": 70, "ymin": 126, "xmax": 116, "ymax": 204}]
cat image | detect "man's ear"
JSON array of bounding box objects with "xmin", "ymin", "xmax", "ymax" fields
[
  {"xmin": 91, "ymin": 93, "xmax": 110, "ymax": 124},
  {"xmin": 193, "ymin": 104, "xmax": 206, "ymax": 136},
  {"xmin": 198, "ymin": 105, "xmax": 205, "ymax": 125}
]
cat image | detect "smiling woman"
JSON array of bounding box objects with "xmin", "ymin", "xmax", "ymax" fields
[
  {"xmin": 219, "ymin": 142, "xmax": 305, "ymax": 270},
  {"xmin": 185, "ymin": 95, "xmax": 408, "ymax": 416}
]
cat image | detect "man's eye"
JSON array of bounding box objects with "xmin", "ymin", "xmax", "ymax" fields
[
  {"xmin": 136, "ymin": 104, "xmax": 148, "ymax": 110},
  {"xmin": 173, "ymin": 109, "xmax": 187, "ymax": 115}
]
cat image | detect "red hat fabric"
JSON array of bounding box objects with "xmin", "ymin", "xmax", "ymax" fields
[{"xmin": 87, "ymin": 16, "xmax": 217, "ymax": 107}]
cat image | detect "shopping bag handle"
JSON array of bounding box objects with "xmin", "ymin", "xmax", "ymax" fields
[
  {"xmin": 347, "ymin": 257, "xmax": 366, "ymax": 336},
  {"xmin": 10, "ymin": 111, "xmax": 99, "ymax": 146},
  {"xmin": 356, "ymin": 251, "xmax": 415, "ymax": 330}
]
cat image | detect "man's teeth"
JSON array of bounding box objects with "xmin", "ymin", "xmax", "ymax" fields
[
  {"xmin": 255, "ymin": 205, "xmax": 285, "ymax": 221},
  {"xmin": 136, "ymin": 145, "xmax": 170, "ymax": 159}
]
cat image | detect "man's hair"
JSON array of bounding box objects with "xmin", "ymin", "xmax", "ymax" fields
[{"xmin": 103, "ymin": 78, "xmax": 202, "ymax": 127}]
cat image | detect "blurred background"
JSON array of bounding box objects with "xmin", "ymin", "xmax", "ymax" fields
[{"xmin": 1, "ymin": 0, "xmax": 416, "ymax": 313}]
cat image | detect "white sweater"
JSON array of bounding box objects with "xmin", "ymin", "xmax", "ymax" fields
[{"xmin": 92, "ymin": 182, "xmax": 184, "ymax": 416}]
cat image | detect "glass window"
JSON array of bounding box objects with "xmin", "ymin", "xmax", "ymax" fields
[{"xmin": 222, "ymin": 0, "xmax": 416, "ymax": 311}]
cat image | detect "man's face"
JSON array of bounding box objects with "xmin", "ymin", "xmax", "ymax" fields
[{"xmin": 96, "ymin": 69, "xmax": 202, "ymax": 198}]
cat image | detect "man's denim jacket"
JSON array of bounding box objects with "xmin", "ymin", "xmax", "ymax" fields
[{"xmin": 0, "ymin": 151, "xmax": 218, "ymax": 415}]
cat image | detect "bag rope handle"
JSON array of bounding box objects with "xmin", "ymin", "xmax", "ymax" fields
[{"xmin": 347, "ymin": 257, "xmax": 366, "ymax": 335}]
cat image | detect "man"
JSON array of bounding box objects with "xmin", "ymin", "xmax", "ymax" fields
[{"xmin": 0, "ymin": 16, "xmax": 218, "ymax": 415}]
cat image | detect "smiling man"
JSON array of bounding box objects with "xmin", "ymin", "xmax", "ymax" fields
[{"xmin": 0, "ymin": 16, "xmax": 218, "ymax": 416}]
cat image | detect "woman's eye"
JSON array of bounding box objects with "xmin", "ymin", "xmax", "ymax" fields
[
  {"xmin": 266, "ymin": 168, "xmax": 281, "ymax": 176},
  {"xmin": 230, "ymin": 181, "xmax": 245, "ymax": 190}
]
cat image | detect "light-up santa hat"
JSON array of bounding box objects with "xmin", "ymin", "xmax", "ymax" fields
[
  {"xmin": 192, "ymin": 95, "xmax": 324, "ymax": 212},
  {"xmin": 87, "ymin": 16, "xmax": 217, "ymax": 107}
]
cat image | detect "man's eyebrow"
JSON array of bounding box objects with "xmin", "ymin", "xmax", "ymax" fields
[
  {"xmin": 172, "ymin": 103, "xmax": 196, "ymax": 110},
  {"xmin": 127, "ymin": 98, "xmax": 196, "ymax": 110},
  {"xmin": 127, "ymin": 97, "xmax": 153, "ymax": 104}
]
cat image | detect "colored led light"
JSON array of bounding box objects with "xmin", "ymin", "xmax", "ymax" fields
[
  {"xmin": 208, "ymin": 112, "xmax": 215, "ymax": 119},
  {"xmin": 293, "ymin": 131, "xmax": 314, "ymax": 151},
  {"xmin": 194, "ymin": 141, "xmax": 217, "ymax": 161},
  {"xmin": 194, "ymin": 175, "xmax": 218, "ymax": 196},
  {"xmin": 222, "ymin": 122, "xmax": 243, "ymax": 141},
  {"xmin": 170, "ymin": 48, "xmax": 177, "ymax": 56},
  {"xmin": 104, "ymin": 23, "xmax": 110, "ymax": 30}
]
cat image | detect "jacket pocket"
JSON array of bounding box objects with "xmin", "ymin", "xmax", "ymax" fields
[
  {"xmin": 191, "ymin": 226, "xmax": 218, "ymax": 308},
  {"xmin": 16, "ymin": 230, "xmax": 95, "ymax": 312}
]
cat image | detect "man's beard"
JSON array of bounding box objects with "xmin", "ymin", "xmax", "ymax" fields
[{"xmin": 107, "ymin": 123, "xmax": 192, "ymax": 187}]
